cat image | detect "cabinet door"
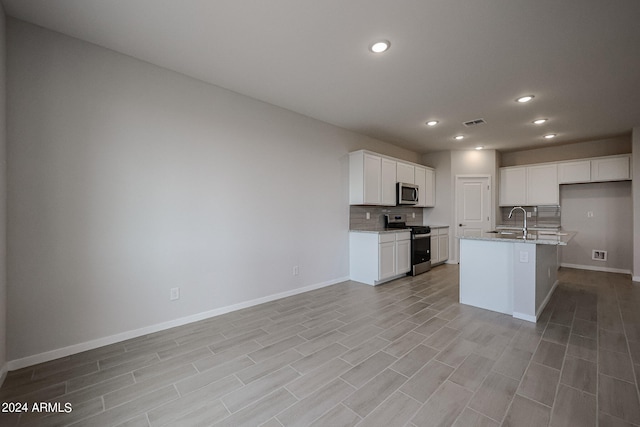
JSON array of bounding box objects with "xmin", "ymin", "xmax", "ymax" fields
[
  {"xmin": 381, "ymin": 158, "xmax": 397, "ymax": 206},
  {"xmin": 419, "ymin": 168, "xmax": 435, "ymax": 207},
  {"xmin": 379, "ymin": 242, "xmax": 396, "ymax": 280},
  {"xmin": 363, "ymin": 153, "xmax": 382, "ymax": 204},
  {"xmin": 438, "ymin": 234, "xmax": 449, "ymax": 263},
  {"xmin": 591, "ymin": 156, "xmax": 630, "ymax": 182},
  {"xmin": 499, "ymin": 167, "xmax": 527, "ymax": 206},
  {"xmin": 397, "ymin": 162, "xmax": 415, "ymax": 184},
  {"xmin": 414, "ymin": 167, "xmax": 427, "ymax": 207},
  {"xmin": 430, "ymin": 236, "xmax": 438, "ymax": 263},
  {"xmin": 558, "ymin": 160, "xmax": 591, "ymax": 184},
  {"xmin": 396, "ymin": 239, "xmax": 411, "ymax": 274},
  {"xmin": 527, "ymin": 164, "xmax": 558, "ymax": 205}
]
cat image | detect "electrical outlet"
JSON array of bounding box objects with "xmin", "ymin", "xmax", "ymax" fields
[
  {"xmin": 366, "ymin": 212, "xmax": 370, "ymax": 220},
  {"xmin": 170, "ymin": 287, "xmax": 180, "ymax": 301},
  {"xmin": 526, "ymin": 212, "xmax": 532, "ymax": 218},
  {"xmin": 293, "ymin": 266, "xmax": 299, "ymax": 276},
  {"xmin": 587, "ymin": 211, "xmax": 594, "ymax": 218},
  {"xmin": 519, "ymin": 251, "xmax": 529, "ymax": 263},
  {"xmin": 412, "ymin": 212, "xmax": 416, "ymax": 219}
]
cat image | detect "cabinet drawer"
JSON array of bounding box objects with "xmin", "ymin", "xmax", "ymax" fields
[
  {"xmin": 396, "ymin": 231, "xmax": 411, "ymax": 241},
  {"xmin": 379, "ymin": 233, "xmax": 396, "ymax": 244},
  {"xmin": 429, "ymin": 227, "xmax": 448, "ymax": 236}
]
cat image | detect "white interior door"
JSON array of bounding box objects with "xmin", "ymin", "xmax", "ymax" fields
[{"xmin": 455, "ymin": 176, "xmax": 491, "ymax": 261}]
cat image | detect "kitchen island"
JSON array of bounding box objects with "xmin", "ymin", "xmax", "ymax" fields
[{"xmin": 459, "ymin": 231, "xmax": 574, "ymax": 322}]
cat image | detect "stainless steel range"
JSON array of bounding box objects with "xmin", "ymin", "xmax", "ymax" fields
[{"xmin": 385, "ymin": 214, "xmax": 432, "ymax": 276}]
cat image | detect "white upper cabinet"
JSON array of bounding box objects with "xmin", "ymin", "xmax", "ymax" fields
[
  {"xmin": 396, "ymin": 162, "xmax": 415, "ymax": 184},
  {"xmin": 350, "ymin": 151, "xmax": 382, "ymax": 205},
  {"xmin": 591, "ymin": 155, "xmax": 631, "ymax": 182},
  {"xmin": 414, "ymin": 166, "xmax": 435, "ymax": 207},
  {"xmin": 500, "ymin": 154, "xmax": 631, "ymax": 206},
  {"xmin": 526, "ymin": 164, "xmax": 559, "ymax": 205},
  {"xmin": 350, "ymin": 151, "xmax": 397, "ymax": 205},
  {"xmin": 499, "ymin": 164, "xmax": 558, "ymax": 206},
  {"xmin": 558, "ymin": 160, "xmax": 591, "ymax": 184},
  {"xmin": 499, "ymin": 167, "xmax": 527, "ymax": 206},
  {"xmin": 381, "ymin": 158, "xmax": 398, "ymax": 206},
  {"xmin": 350, "ymin": 150, "xmax": 436, "ymax": 206}
]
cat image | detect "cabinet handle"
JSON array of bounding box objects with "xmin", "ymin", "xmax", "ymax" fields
[{"xmin": 459, "ymin": 224, "xmax": 466, "ymax": 227}]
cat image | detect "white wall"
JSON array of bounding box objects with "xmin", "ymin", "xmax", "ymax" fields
[
  {"xmin": 423, "ymin": 149, "xmax": 498, "ymax": 263},
  {"xmin": 500, "ymin": 135, "xmax": 631, "ymax": 167},
  {"xmin": 6, "ymin": 19, "xmax": 419, "ymax": 365},
  {"xmin": 0, "ymin": 4, "xmax": 7, "ymax": 383},
  {"xmin": 422, "ymin": 151, "xmax": 452, "ymax": 226},
  {"xmin": 559, "ymin": 182, "xmax": 632, "ymax": 273}
]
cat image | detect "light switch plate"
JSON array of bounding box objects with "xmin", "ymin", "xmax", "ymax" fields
[{"xmin": 519, "ymin": 251, "xmax": 529, "ymax": 263}]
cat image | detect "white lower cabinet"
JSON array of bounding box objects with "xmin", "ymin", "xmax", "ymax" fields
[
  {"xmin": 350, "ymin": 231, "xmax": 411, "ymax": 286},
  {"xmin": 378, "ymin": 241, "xmax": 396, "ymax": 281},
  {"xmin": 430, "ymin": 227, "xmax": 449, "ymax": 265},
  {"xmin": 396, "ymin": 238, "xmax": 412, "ymax": 275}
]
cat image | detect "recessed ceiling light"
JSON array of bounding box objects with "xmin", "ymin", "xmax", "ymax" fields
[
  {"xmin": 454, "ymin": 135, "xmax": 464, "ymax": 140},
  {"xmin": 369, "ymin": 40, "xmax": 390, "ymax": 53},
  {"xmin": 426, "ymin": 120, "xmax": 439, "ymax": 126},
  {"xmin": 544, "ymin": 134, "xmax": 557, "ymax": 139},
  {"xmin": 475, "ymin": 146, "xmax": 484, "ymax": 150},
  {"xmin": 516, "ymin": 95, "xmax": 535, "ymax": 103},
  {"xmin": 533, "ymin": 118, "xmax": 548, "ymax": 125}
]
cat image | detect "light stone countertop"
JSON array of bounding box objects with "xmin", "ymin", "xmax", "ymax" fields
[
  {"xmin": 349, "ymin": 228, "xmax": 411, "ymax": 234},
  {"xmin": 459, "ymin": 230, "xmax": 576, "ymax": 245}
]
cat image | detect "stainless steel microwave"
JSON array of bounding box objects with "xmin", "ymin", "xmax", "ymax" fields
[{"xmin": 397, "ymin": 182, "xmax": 419, "ymax": 205}]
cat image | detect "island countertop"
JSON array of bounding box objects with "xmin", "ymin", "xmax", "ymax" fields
[{"xmin": 459, "ymin": 230, "xmax": 576, "ymax": 245}]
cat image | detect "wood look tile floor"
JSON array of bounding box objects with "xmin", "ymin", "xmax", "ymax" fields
[{"xmin": 2, "ymin": 265, "xmax": 640, "ymax": 426}]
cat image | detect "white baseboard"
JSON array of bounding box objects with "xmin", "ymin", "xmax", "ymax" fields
[
  {"xmin": 513, "ymin": 312, "xmax": 536, "ymax": 323},
  {"xmin": 512, "ymin": 279, "xmax": 559, "ymax": 324},
  {"xmin": 536, "ymin": 279, "xmax": 559, "ymax": 320},
  {"xmin": 8, "ymin": 276, "xmax": 349, "ymax": 371},
  {"xmin": 560, "ymin": 263, "xmax": 632, "ymax": 275}
]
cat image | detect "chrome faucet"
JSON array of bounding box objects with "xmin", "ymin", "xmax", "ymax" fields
[{"xmin": 508, "ymin": 206, "xmax": 527, "ymax": 238}]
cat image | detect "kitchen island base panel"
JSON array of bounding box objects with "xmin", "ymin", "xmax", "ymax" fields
[
  {"xmin": 459, "ymin": 239, "xmax": 559, "ymax": 322},
  {"xmin": 459, "ymin": 239, "xmax": 513, "ymax": 316}
]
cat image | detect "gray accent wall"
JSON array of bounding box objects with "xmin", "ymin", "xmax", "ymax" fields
[
  {"xmin": 5, "ymin": 19, "xmax": 420, "ymax": 364},
  {"xmin": 559, "ymin": 181, "xmax": 632, "ymax": 273}
]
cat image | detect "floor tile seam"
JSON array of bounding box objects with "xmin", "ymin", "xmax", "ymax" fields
[
  {"xmin": 97, "ymin": 352, "xmax": 161, "ymax": 373},
  {"xmin": 274, "ymin": 378, "xmax": 355, "ymax": 426},
  {"xmin": 61, "ymin": 394, "xmax": 107, "ymax": 427},
  {"xmin": 208, "ymin": 338, "xmax": 263, "ymax": 356},
  {"xmin": 599, "ymin": 409, "xmax": 640, "ymax": 427},
  {"xmin": 617, "ymin": 292, "xmax": 640, "ymax": 411},
  {"xmin": 133, "ymin": 354, "xmax": 210, "ymax": 383},
  {"xmin": 218, "ymin": 327, "xmax": 268, "ymax": 340},
  {"xmin": 557, "ymin": 378, "xmax": 597, "ymax": 398},
  {"xmin": 306, "ymin": 402, "xmax": 363, "ymax": 427},
  {"xmin": 341, "ymin": 377, "xmax": 417, "ymax": 425},
  {"xmin": 547, "ymin": 310, "xmax": 576, "ymax": 425},
  {"xmin": 503, "ymin": 318, "xmax": 552, "ymax": 422}
]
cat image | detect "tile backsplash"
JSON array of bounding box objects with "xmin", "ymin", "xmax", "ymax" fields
[
  {"xmin": 350, "ymin": 205, "xmax": 424, "ymax": 230},
  {"xmin": 499, "ymin": 205, "xmax": 561, "ymax": 228}
]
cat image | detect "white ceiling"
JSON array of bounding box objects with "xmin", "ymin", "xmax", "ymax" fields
[{"xmin": 3, "ymin": 0, "xmax": 640, "ymax": 154}]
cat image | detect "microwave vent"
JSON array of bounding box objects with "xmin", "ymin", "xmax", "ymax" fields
[{"xmin": 463, "ymin": 118, "xmax": 487, "ymax": 127}]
